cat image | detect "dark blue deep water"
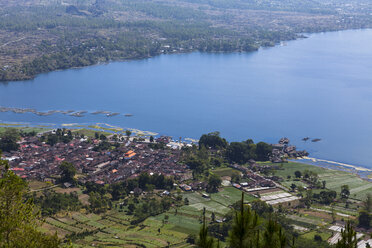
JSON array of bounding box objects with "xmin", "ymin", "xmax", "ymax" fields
[{"xmin": 1, "ymin": 29, "xmax": 372, "ymax": 168}]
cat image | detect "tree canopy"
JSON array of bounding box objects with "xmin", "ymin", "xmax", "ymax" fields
[
  {"xmin": 199, "ymin": 132, "xmax": 228, "ymax": 149},
  {"xmin": 59, "ymin": 161, "xmax": 76, "ymax": 183},
  {"xmin": 0, "ymin": 153, "xmax": 60, "ymax": 247},
  {"xmin": 0, "ymin": 128, "xmax": 20, "ymax": 152}
]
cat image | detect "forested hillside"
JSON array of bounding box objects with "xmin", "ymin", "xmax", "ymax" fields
[{"xmin": 0, "ymin": 0, "xmax": 371, "ymax": 81}]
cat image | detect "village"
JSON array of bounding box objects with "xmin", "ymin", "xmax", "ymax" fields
[
  {"xmin": 1, "ymin": 129, "xmax": 307, "ymax": 206},
  {"xmin": 2, "ymin": 129, "xmax": 320, "ymax": 217},
  {"xmin": 2, "ymin": 130, "xmax": 190, "ymax": 185},
  {"xmin": 1, "ymin": 128, "xmax": 371, "ymax": 247}
]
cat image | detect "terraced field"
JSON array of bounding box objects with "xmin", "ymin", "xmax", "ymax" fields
[
  {"xmin": 41, "ymin": 210, "xmax": 189, "ymax": 247},
  {"xmin": 39, "ymin": 187, "xmax": 256, "ymax": 247}
]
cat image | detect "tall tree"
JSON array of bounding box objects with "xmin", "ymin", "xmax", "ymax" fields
[
  {"xmin": 198, "ymin": 208, "xmax": 215, "ymax": 248},
  {"xmin": 228, "ymin": 193, "xmax": 259, "ymax": 248},
  {"xmin": 340, "ymin": 185, "xmax": 350, "ymax": 200},
  {"xmin": 358, "ymin": 193, "xmax": 372, "ymax": 229},
  {"xmin": 294, "ymin": 171, "xmax": 302, "ymax": 178},
  {"xmin": 255, "ymin": 142, "xmax": 272, "ymax": 161},
  {"xmin": 262, "ymin": 219, "xmax": 287, "ymax": 248},
  {"xmin": 322, "ymin": 180, "xmax": 326, "ymax": 189},
  {"xmin": 358, "ymin": 210, "xmax": 371, "ymax": 229},
  {"xmin": 125, "ymin": 130, "xmax": 132, "ymax": 138},
  {"xmin": 0, "ymin": 128, "xmax": 20, "ymax": 152},
  {"xmin": 199, "ymin": 132, "xmax": 228, "ymax": 150},
  {"xmin": 363, "ymin": 193, "xmax": 372, "ymax": 212},
  {"xmin": 207, "ymin": 174, "xmax": 221, "ymax": 193},
  {"xmin": 59, "ymin": 161, "xmax": 76, "ymax": 183},
  {"xmin": 335, "ymin": 221, "xmax": 357, "ymax": 248}
]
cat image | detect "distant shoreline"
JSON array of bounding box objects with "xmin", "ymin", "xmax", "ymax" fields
[{"xmin": 2, "ymin": 28, "xmax": 370, "ymax": 84}]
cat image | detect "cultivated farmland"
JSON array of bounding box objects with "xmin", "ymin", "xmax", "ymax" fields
[{"xmin": 271, "ymin": 162, "xmax": 372, "ymax": 200}]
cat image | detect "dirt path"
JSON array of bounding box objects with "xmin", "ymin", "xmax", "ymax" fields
[{"xmin": 0, "ymin": 36, "xmax": 26, "ymax": 48}]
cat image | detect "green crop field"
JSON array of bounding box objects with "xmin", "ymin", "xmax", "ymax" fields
[
  {"xmin": 42, "ymin": 209, "xmax": 191, "ymax": 247},
  {"xmin": 0, "ymin": 125, "xmax": 47, "ymax": 135},
  {"xmin": 301, "ymin": 230, "xmax": 332, "ymax": 242},
  {"xmin": 271, "ymin": 162, "xmax": 372, "ymax": 200},
  {"xmin": 280, "ymin": 179, "xmax": 309, "ymax": 189},
  {"xmin": 53, "ymin": 186, "xmax": 255, "ymax": 246},
  {"xmin": 40, "ymin": 187, "xmax": 256, "ymax": 247},
  {"xmin": 182, "ymin": 188, "xmax": 256, "ymax": 216},
  {"xmin": 212, "ymin": 167, "xmax": 240, "ymax": 177}
]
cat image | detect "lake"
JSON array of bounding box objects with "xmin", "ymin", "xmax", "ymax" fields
[{"xmin": 1, "ymin": 29, "xmax": 372, "ymax": 169}]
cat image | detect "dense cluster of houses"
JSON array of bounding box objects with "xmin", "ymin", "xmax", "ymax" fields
[{"xmin": 2, "ymin": 135, "xmax": 190, "ymax": 184}]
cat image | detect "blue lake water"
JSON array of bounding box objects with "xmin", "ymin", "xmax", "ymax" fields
[{"xmin": 1, "ymin": 29, "xmax": 372, "ymax": 168}]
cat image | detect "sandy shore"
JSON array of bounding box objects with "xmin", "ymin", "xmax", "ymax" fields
[{"xmin": 301, "ymin": 156, "xmax": 372, "ymax": 172}]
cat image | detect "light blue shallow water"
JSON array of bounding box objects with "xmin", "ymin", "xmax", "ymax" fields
[{"xmin": 1, "ymin": 29, "xmax": 372, "ymax": 168}]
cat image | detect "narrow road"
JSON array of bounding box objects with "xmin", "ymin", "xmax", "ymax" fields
[
  {"xmin": 0, "ymin": 36, "xmax": 26, "ymax": 48},
  {"xmin": 29, "ymin": 184, "xmax": 59, "ymax": 192}
]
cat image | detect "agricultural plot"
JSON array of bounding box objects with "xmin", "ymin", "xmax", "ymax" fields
[
  {"xmin": 0, "ymin": 125, "xmax": 47, "ymax": 135},
  {"xmin": 286, "ymin": 214, "xmax": 326, "ymax": 226},
  {"xmin": 71, "ymin": 128, "xmax": 111, "ymax": 138},
  {"xmin": 212, "ymin": 167, "xmax": 240, "ymax": 177},
  {"xmin": 183, "ymin": 187, "xmax": 256, "ymax": 216},
  {"xmin": 280, "ymin": 180, "xmax": 309, "ymax": 189},
  {"xmin": 301, "ymin": 230, "xmax": 333, "ymax": 242},
  {"xmin": 151, "ymin": 212, "xmax": 201, "ymax": 235},
  {"xmin": 42, "ymin": 186, "xmax": 265, "ymax": 246},
  {"xmin": 43, "ymin": 209, "xmax": 190, "ymax": 247},
  {"xmin": 28, "ymin": 180, "xmax": 50, "ymax": 191},
  {"xmin": 318, "ymin": 172, "xmax": 372, "ymax": 200},
  {"xmin": 272, "ymin": 162, "xmax": 372, "ymax": 200}
]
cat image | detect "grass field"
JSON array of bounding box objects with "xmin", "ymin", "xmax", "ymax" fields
[
  {"xmin": 271, "ymin": 162, "xmax": 372, "ymax": 200},
  {"xmin": 301, "ymin": 230, "xmax": 333, "ymax": 242},
  {"xmin": 0, "ymin": 125, "xmax": 47, "ymax": 134},
  {"xmin": 212, "ymin": 167, "xmax": 240, "ymax": 177},
  {"xmin": 71, "ymin": 128, "xmax": 111, "ymax": 138}
]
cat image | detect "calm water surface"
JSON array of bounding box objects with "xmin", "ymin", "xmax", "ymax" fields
[{"xmin": 1, "ymin": 29, "xmax": 372, "ymax": 168}]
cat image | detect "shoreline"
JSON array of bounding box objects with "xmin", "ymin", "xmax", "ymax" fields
[
  {"xmin": 290, "ymin": 157, "xmax": 372, "ymax": 182},
  {"xmin": 1, "ymin": 28, "xmax": 370, "ymax": 84}
]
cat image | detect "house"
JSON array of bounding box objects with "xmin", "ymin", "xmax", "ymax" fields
[
  {"xmin": 63, "ymin": 182, "xmax": 72, "ymax": 188},
  {"xmin": 240, "ymin": 182, "xmax": 249, "ymax": 187},
  {"xmin": 180, "ymin": 184, "xmax": 192, "ymax": 191},
  {"xmin": 162, "ymin": 190, "xmax": 170, "ymax": 196},
  {"xmin": 124, "ymin": 150, "xmax": 136, "ymax": 159},
  {"xmin": 202, "ymin": 193, "xmax": 210, "ymax": 198},
  {"xmin": 233, "ymin": 183, "xmax": 241, "ymax": 189}
]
